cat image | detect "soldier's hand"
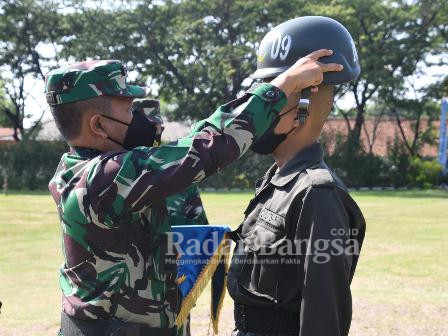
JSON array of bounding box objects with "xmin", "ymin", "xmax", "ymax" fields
[{"xmin": 271, "ymin": 49, "xmax": 343, "ymax": 96}]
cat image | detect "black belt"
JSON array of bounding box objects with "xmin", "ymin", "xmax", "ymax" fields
[
  {"xmin": 60, "ymin": 312, "xmax": 177, "ymax": 336},
  {"xmin": 234, "ymin": 303, "xmax": 299, "ymax": 335}
]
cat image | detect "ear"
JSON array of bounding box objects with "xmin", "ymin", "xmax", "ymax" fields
[{"xmin": 89, "ymin": 114, "xmax": 108, "ymax": 139}]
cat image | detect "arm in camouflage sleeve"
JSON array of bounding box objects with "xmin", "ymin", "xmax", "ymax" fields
[
  {"xmin": 88, "ymin": 83, "xmax": 286, "ymax": 216},
  {"xmin": 166, "ymin": 184, "xmax": 209, "ymax": 226},
  {"xmin": 186, "ymin": 185, "xmax": 209, "ymax": 225}
]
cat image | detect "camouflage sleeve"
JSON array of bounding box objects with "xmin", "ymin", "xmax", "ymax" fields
[
  {"xmin": 87, "ymin": 83, "xmax": 286, "ymax": 217},
  {"xmin": 166, "ymin": 185, "xmax": 209, "ymax": 226},
  {"xmin": 186, "ymin": 185, "xmax": 209, "ymax": 225}
]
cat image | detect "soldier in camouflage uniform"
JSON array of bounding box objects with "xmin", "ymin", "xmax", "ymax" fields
[
  {"xmin": 131, "ymin": 99, "xmax": 209, "ymax": 227},
  {"xmin": 45, "ymin": 55, "xmax": 341, "ymax": 335}
]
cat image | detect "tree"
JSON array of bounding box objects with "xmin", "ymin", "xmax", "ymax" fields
[
  {"xmin": 0, "ymin": 82, "xmax": 14, "ymax": 128},
  {"xmin": 2, "ymin": 0, "xmax": 446, "ymax": 147},
  {"xmin": 0, "ymin": 0, "xmax": 68, "ymax": 140},
  {"xmin": 59, "ymin": 0, "xmax": 309, "ymax": 121},
  {"xmin": 391, "ymin": 99, "xmax": 439, "ymax": 157},
  {"xmin": 427, "ymin": 76, "xmax": 448, "ymax": 100},
  {"xmin": 309, "ymin": 0, "xmax": 446, "ymax": 147}
]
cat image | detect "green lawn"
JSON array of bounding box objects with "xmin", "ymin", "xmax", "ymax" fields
[{"xmin": 0, "ymin": 190, "xmax": 447, "ymax": 335}]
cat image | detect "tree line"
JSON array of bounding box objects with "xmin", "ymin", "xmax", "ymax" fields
[{"xmin": 0, "ymin": 0, "xmax": 447, "ymax": 189}]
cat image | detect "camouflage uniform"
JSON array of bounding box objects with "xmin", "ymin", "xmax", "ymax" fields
[
  {"xmin": 166, "ymin": 185, "xmax": 208, "ymax": 226},
  {"xmin": 45, "ymin": 60, "xmax": 286, "ymax": 328},
  {"xmin": 132, "ymin": 98, "xmax": 209, "ymax": 227}
]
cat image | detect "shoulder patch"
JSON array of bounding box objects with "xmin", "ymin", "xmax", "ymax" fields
[{"xmin": 305, "ymin": 168, "xmax": 335, "ymax": 186}]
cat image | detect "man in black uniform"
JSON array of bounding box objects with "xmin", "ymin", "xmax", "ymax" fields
[{"xmin": 227, "ymin": 17, "xmax": 366, "ymax": 336}]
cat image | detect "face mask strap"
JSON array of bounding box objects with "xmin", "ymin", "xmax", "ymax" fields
[
  {"xmin": 99, "ymin": 114, "xmax": 129, "ymax": 148},
  {"xmin": 297, "ymin": 87, "xmax": 311, "ymax": 126},
  {"xmin": 279, "ymin": 105, "xmax": 296, "ymax": 118},
  {"xmin": 106, "ymin": 136, "xmax": 125, "ymax": 148},
  {"xmin": 101, "ymin": 114, "xmax": 130, "ymax": 127}
]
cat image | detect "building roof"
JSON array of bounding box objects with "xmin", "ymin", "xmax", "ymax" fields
[
  {"xmin": 36, "ymin": 119, "xmax": 63, "ymax": 141},
  {"xmin": 0, "ymin": 127, "xmax": 15, "ymax": 142}
]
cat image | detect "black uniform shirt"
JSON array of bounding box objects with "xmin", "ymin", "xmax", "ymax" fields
[{"xmin": 227, "ymin": 143, "xmax": 366, "ymax": 336}]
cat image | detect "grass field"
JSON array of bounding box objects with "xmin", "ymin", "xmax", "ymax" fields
[{"xmin": 0, "ymin": 190, "xmax": 447, "ymax": 335}]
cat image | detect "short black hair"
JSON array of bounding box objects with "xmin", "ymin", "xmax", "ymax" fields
[{"xmin": 50, "ymin": 96, "xmax": 111, "ymax": 141}]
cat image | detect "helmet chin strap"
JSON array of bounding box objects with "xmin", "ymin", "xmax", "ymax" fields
[
  {"xmin": 276, "ymin": 86, "xmax": 312, "ymax": 138},
  {"xmin": 282, "ymin": 87, "xmax": 312, "ymax": 138},
  {"xmin": 297, "ymin": 87, "xmax": 311, "ymax": 126}
]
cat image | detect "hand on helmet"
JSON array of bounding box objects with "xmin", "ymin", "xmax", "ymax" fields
[{"xmin": 271, "ymin": 49, "xmax": 343, "ymax": 96}]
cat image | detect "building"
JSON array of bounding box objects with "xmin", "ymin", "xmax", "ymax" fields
[
  {"xmin": 0, "ymin": 128, "xmax": 15, "ymax": 144},
  {"xmin": 322, "ymin": 118, "xmax": 440, "ymax": 157},
  {"xmin": 35, "ymin": 119, "xmax": 63, "ymax": 141}
]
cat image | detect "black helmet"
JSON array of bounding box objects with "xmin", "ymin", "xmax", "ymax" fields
[{"xmin": 252, "ymin": 16, "xmax": 360, "ymax": 85}]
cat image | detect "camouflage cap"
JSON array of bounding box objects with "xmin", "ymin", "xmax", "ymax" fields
[
  {"xmin": 45, "ymin": 60, "xmax": 147, "ymax": 106},
  {"xmin": 132, "ymin": 98, "xmax": 164, "ymax": 125}
]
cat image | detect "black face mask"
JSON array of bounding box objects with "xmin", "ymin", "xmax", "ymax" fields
[
  {"xmin": 250, "ymin": 106, "xmax": 297, "ymax": 155},
  {"xmin": 102, "ymin": 109, "xmax": 158, "ymax": 150},
  {"xmin": 250, "ymin": 87, "xmax": 312, "ymax": 155}
]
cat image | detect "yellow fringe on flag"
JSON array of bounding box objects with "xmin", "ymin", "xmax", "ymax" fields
[
  {"xmin": 175, "ymin": 235, "xmax": 231, "ymax": 334},
  {"xmin": 211, "ymin": 239, "xmax": 230, "ymax": 335}
]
